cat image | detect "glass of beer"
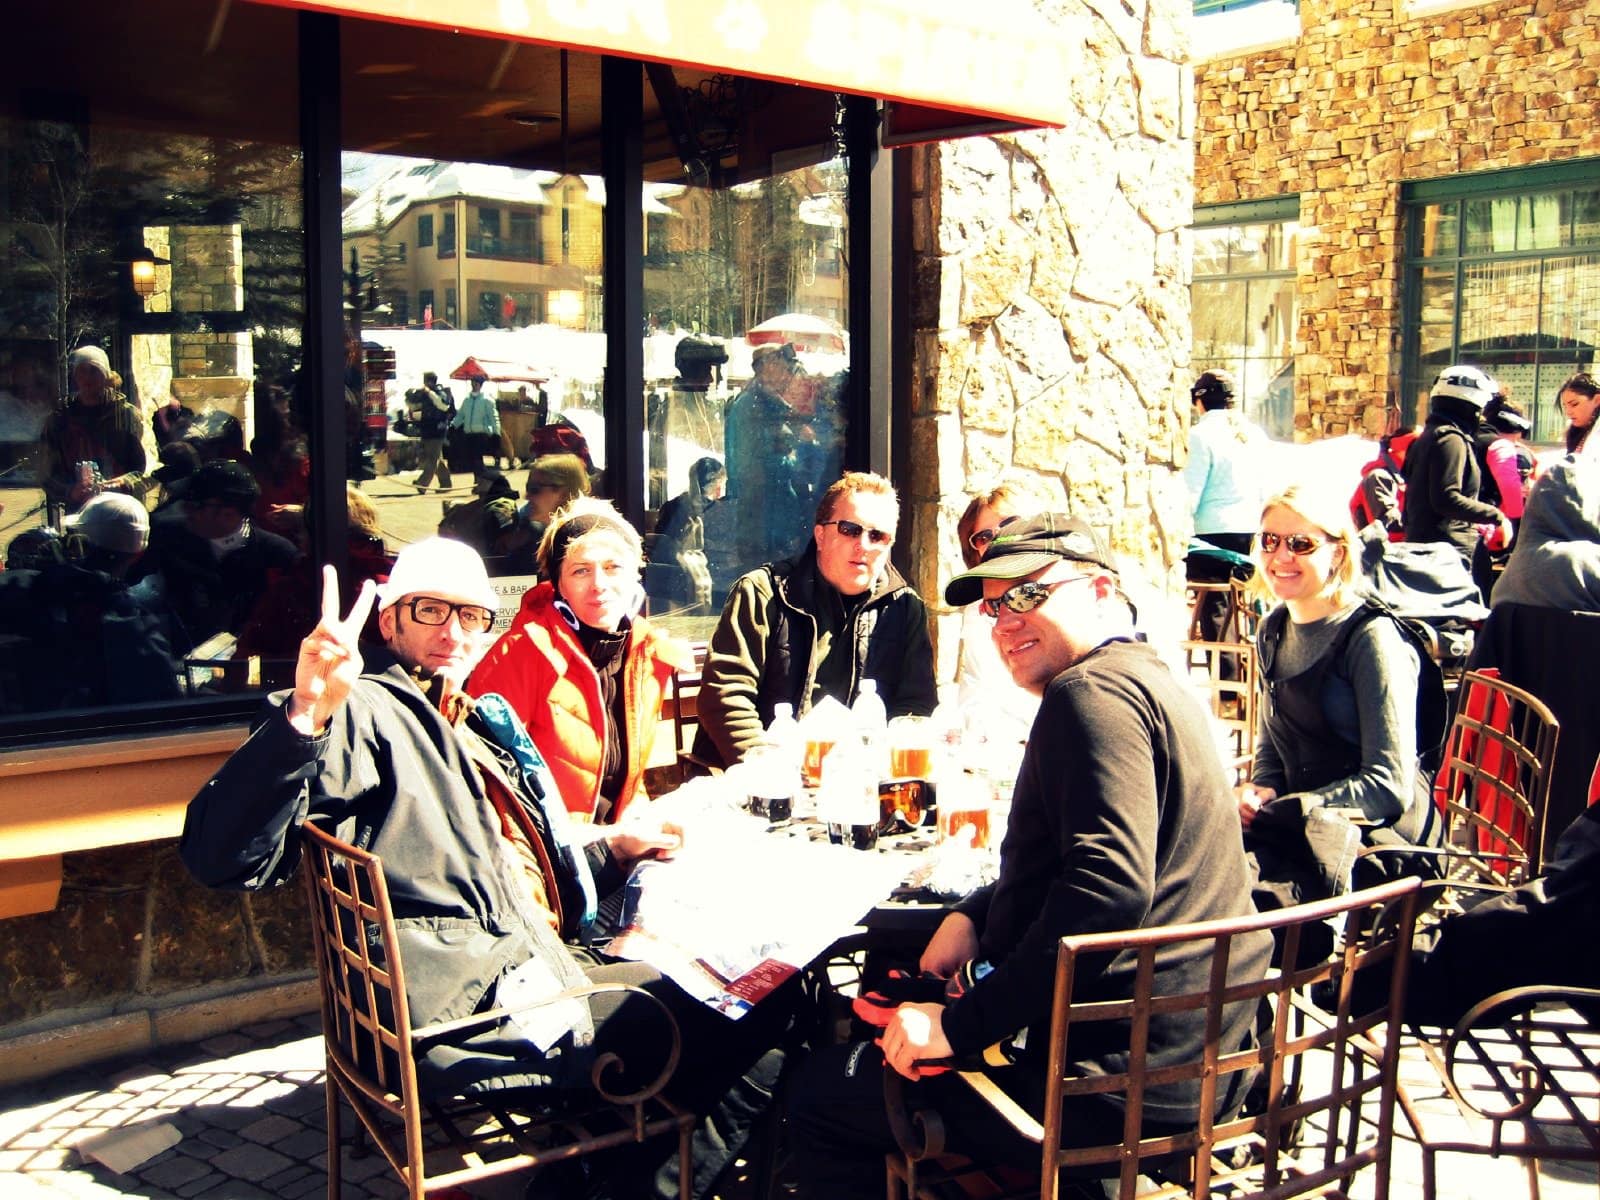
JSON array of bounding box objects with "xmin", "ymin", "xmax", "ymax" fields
[
  {"xmin": 802, "ymin": 738, "xmax": 836, "ymax": 788},
  {"xmin": 887, "ymin": 715, "xmax": 935, "ymax": 780},
  {"xmin": 937, "ymin": 773, "xmax": 994, "ymax": 849}
]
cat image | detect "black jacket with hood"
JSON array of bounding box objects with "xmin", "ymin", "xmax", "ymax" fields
[
  {"xmin": 1403, "ymin": 395, "xmax": 1503, "ymax": 560},
  {"xmin": 693, "ymin": 544, "xmax": 936, "ymax": 767}
]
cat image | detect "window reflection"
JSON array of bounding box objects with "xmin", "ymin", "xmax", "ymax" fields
[
  {"xmin": 641, "ymin": 160, "xmax": 851, "ymax": 631},
  {"xmin": 342, "ymin": 153, "xmax": 606, "ymax": 606},
  {"xmin": 0, "ymin": 2, "xmax": 311, "ymax": 724}
]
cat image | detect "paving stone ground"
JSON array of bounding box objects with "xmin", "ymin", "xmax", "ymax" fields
[{"xmin": 0, "ymin": 1009, "xmax": 1592, "ymax": 1198}]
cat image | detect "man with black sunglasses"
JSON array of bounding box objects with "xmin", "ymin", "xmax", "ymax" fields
[
  {"xmin": 786, "ymin": 514, "xmax": 1268, "ymax": 1197},
  {"xmin": 695, "ymin": 470, "xmax": 937, "ymax": 768}
]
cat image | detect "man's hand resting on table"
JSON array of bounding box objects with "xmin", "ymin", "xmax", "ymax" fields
[
  {"xmin": 919, "ymin": 911, "xmax": 980, "ymax": 978},
  {"xmin": 603, "ymin": 816, "xmax": 685, "ymax": 869},
  {"xmin": 880, "ymin": 1002, "xmax": 955, "ymax": 1080}
]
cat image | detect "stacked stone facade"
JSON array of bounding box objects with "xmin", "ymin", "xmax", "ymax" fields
[
  {"xmin": 1195, "ymin": 0, "xmax": 1600, "ymax": 437},
  {"xmin": 906, "ymin": 0, "xmax": 1196, "ymax": 674}
]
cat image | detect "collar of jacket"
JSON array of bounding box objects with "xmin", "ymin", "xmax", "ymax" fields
[
  {"xmin": 360, "ymin": 641, "xmax": 476, "ymax": 725},
  {"xmin": 771, "ymin": 541, "xmax": 909, "ymax": 616},
  {"xmin": 511, "ymin": 580, "xmax": 695, "ymax": 675}
]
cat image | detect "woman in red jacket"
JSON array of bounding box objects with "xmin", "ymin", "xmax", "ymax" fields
[{"xmin": 468, "ymin": 498, "xmax": 691, "ymax": 822}]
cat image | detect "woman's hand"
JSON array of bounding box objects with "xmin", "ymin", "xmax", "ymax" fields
[
  {"xmin": 1236, "ymin": 783, "xmax": 1277, "ymax": 829},
  {"xmin": 287, "ymin": 565, "xmax": 377, "ymax": 737},
  {"xmin": 919, "ymin": 912, "xmax": 980, "ymax": 979}
]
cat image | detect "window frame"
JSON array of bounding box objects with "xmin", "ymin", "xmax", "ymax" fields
[
  {"xmin": 1190, "ymin": 195, "xmax": 1301, "ymax": 437},
  {"xmin": 1400, "ymin": 160, "xmax": 1600, "ymax": 434}
]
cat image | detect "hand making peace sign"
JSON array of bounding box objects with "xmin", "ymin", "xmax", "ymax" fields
[{"xmin": 287, "ymin": 565, "xmax": 378, "ymax": 737}]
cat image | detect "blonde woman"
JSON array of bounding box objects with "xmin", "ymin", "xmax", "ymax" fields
[{"xmin": 1241, "ymin": 484, "xmax": 1443, "ymax": 907}]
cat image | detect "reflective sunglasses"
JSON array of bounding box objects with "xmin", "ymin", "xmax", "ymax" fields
[
  {"xmin": 402, "ymin": 596, "xmax": 496, "ymax": 633},
  {"xmin": 978, "ymin": 576, "xmax": 1084, "ymax": 619},
  {"xmin": 819, "ymin": 518, "xmax": 894, "ymax": 546},
  {"xmin": 1257, "ymin": 531, "xmax": 1327, "ymax": 556}
]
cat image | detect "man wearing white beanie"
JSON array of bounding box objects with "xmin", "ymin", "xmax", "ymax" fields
[{"xmin": 182, "ymin": 538, "xmax": 793, "ymax": 1199}]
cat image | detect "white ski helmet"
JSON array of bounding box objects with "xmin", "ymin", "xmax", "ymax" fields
[{"xmin": 1430, "ymin": 364, "xmax": 1496, "ymax": 409}]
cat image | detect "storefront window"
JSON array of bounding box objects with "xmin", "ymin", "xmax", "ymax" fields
[
  {"xmin": 1191, "ymin": 199, "xmax": 1300, "ymax": 438},
  {"xmin": 642, "ymin": 159, "xmax": 851, "ymax": 632},
  {"xmin": 1402, "ymin": 167, "xmax": 1600, "ymax": 439},
  {"xmin": 0, "ymin": 0, "xmax": 310, "ymax": 736}
]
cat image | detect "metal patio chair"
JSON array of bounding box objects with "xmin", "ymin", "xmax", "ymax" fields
[
  {"xmin": 885, "ymin": 877, "xmax": 1422, "ymax": 1200},
  {"xmin": 301, "ymin": 822, "xmax": 692, "ymax": 1199}
]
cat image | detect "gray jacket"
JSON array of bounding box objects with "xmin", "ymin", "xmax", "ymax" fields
[
  {"xmin": 1493, "ymin": 453, "xmax": 1600, "ymax": 612},
  {"xmin": 180, "ymin": 647, "xmax": 599, "ymax": 1096}
]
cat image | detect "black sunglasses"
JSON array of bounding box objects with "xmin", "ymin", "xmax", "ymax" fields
[
  {"xmin": 401, "ymin": 596, "xmax": 496, "ymax": 633},
  {"xmin": 1257, "ymin": 531, "xmax": 1327, "ymax": 556},
  {"xmin": 978, "ymin": 577, "xmax": 1085, "ymax": 619},
  {"xmin": 819, "ymin": 518, "xmax": 893, "ymax": 546}
]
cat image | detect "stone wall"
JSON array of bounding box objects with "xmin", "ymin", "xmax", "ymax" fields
[
  {"xmin": 905, "ymin": 0, "xmax": 1196, "ymax": 674},
  {"xmin": 1195, "ymin": 0, "xmax": 1600, "ymax": 437},
  {"xmin": 0, "ymin": 843, "xmax": 309, "ymax": 1031}
]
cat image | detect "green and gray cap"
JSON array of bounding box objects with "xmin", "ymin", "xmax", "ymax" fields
[{"xmin": 944, "ymin": 513, "xmax": 1117, "ymax": 606}]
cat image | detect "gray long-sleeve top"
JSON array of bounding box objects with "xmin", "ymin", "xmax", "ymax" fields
[{"xmin": 1252, "ymin": 604, "xmax": 1419, "ymax": 821}]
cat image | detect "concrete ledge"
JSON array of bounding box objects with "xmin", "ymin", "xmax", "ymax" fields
[{"xmin": 0, "ymin": 973, "xmax": 319, "ymax": 1085}]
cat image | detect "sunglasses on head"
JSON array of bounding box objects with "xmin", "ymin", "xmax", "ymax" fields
[
  {"xmin": 1257, "ymin": 531, "xmax": 1327, "ymax": 556},
  {"xmin": 978, "ymin": 576, "xmax": 1086, "ymax": 619},
  {"xmin": 819, "ymin": 518, "xmax": 893, "ymax": 546}
]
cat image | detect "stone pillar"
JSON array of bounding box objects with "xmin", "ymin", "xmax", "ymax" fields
[{"xmin": 906, "ymin": 0, "xmax": 1195, "ymax": 677}]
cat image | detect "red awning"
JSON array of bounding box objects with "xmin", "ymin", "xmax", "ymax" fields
[
  {"xmin": 243, "ymin": 0, "xmax": 1073, "ymax": 128},
  {"xmin": 449, "ymin": 357, "xmax": 548, "ymax": 384}
]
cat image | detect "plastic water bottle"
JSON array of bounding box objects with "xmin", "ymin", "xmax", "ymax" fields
[
  {"xmin": 852, "ymin": 679, "xmax": 890, "ymax": 781},
  {"xmin": 819, "ymin": 734, "xmax": 879, "ymax": 850},
  {"xmin": 748, "ymin": 702, "xmax": 802, "ymax": 820}
]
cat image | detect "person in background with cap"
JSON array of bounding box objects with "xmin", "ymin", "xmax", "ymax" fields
[
  {"xmin": 724, "ymin": 341, "xmax": 800, "ymax": 565},
  {"xmin": 131, "ymin": 459, "xmax": 298, "ymax": 654},
  {"xmin": 41, "ymin": 345, "xmax": 149, "ymax": 512},
  {"xmin": 1403, "ymin": 363, "xmax": 1512, "ymax": 565},
  {"xmin": 693, "ymin": 470, "xmax": 937, "ymax": 770},
  {"xmin": 0, "ymin": 494, "xmax": 180, "ymax": 713},
  {"xmin": 786, "ymin": 513, "xmax": 1270, "ymax": 1199},
  {"xmin": 182, "ymin": 538, "xmax": 791, "ymax": 1200},
  {"xmin": 469, "ymin": 497, "xmax": 693, "ymax": 822},
  {"xmin": 645, "ymin": 455, "xmax": 726, "ymax": 616},
  {"xmin": 1184, "ymin": 368, "xmax": 1267, "ymax": 650}
]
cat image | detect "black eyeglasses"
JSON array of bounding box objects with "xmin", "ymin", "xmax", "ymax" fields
[
  {"xmin": 979, "ymin": 577, "xmax": 1084, "ymax": 619},
  {"xmin": 1257, "ymin": 531, "xmax": 1327, "ymax": 556},
  {"xmin": 819, "ymin": 519, "xmax": 894, "ymax": 546},
  {"xmin": 401, "ymin": 596, "xmax": 496, "ymax": 633},
  {"xmin": 527, "ymin": 481, "xmax": 563, "ymax": 494}
]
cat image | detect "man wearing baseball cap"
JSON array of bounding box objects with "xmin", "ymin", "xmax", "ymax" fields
[
  {"xmin": 787, "ymin": 514, "xmax": 1270, "ymax": 1198},
  {"xmin": 182, "ymin": 538, "xmax": 788, "ymax": 1198}
]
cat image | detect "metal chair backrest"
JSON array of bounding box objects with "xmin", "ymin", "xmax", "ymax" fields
[
  {"xmin": 667, "ymin": 641, "xmax": 709, "ymax": 780},
  {"xmin": 1436, "ymin": 669, "xmax": 1560, "ymax": 885},
  {"xmin": 1180, "ymin": 638, "xmax": 1259, "ymax": 782},
  {"xmin": 301, "ymin": 822, "xmax": 421, "ymax": 1134},
  {"xmin": 301, "ymin": 821, "xmax": 693, "ymax": 1199},
  {"xmin": 889, "ymin": 878, "xmax": 1421, "ymax": 1200}
]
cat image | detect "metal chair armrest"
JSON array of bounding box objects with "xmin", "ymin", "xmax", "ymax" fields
[{"xmin": 412, "ymin": 979, "xmax": 684, "ymax": 1105}]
